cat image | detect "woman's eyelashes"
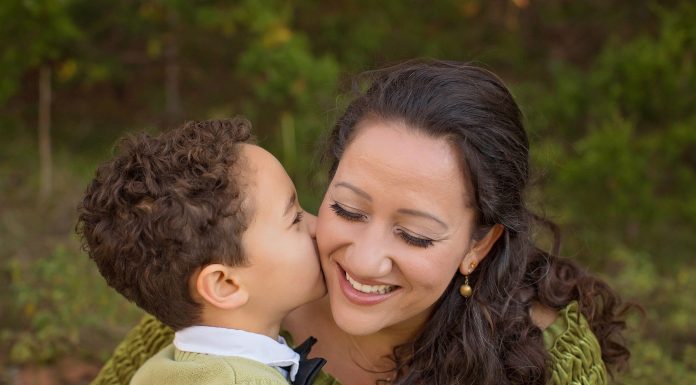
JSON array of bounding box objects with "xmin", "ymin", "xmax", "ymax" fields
[
  {"xmin": 330, "ymin": 201, "xmax": 435, "ymax": 248},
  {"xmin": 395, "ymin": 229, "xmax": 435, "ymax": 248},
  {"xmin": 329, "ymin": 202, "xmax": 367, "ymax": 222},
  {"xmin": 293, "ymin": 210, "xmax": 304, "ymax": 225}
]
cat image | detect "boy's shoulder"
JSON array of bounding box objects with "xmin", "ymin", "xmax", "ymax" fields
[{"xmin": 130, "ymin": 344, "xmax": 288, "ymax": 385}]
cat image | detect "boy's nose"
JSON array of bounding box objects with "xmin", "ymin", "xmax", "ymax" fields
[{"xmin": 305, "ymin": 212, "xmax": 318, "ymax": 237}]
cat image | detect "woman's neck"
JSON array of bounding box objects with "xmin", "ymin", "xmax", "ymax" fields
[
  {"xmin": 346, "ymin": 316, "xmax": 424, "ymax": 365},
  {"xmin": 321, "ymin": 297, "xmax": 429, "ymax": 384},
  {"xmin": 283, "ymin": 296, "xmax": 431, "ymax": 385}
]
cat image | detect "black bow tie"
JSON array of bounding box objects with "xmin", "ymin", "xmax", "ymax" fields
[{"xmin": 292, "ymin": 337, "xmax": 327, "ymax": 385}]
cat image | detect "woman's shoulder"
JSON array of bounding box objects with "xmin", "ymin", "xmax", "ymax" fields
[
  {"xmin": 91, "ymin": 313, "xmax": 174, "ymax": 385},
  {"xmin": 542, "ymin": 301, "xmax": 608, "ymax": 385},
  {"xmin": 284, "ymin": 299, "xmax": 607, "ymax": 385}
]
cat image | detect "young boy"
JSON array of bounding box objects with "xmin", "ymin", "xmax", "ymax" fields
[{"xmin": 77, "ymin": 118, "xmax": 327, "ymax": 385}]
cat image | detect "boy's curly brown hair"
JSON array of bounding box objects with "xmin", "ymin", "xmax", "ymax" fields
[{"xmin": 77, "ymin": 118, "xmax": 254, "ymax": 330}]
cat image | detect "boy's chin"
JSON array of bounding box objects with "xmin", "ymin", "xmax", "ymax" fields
[
  {"xmin": 308, "ymin": 282, "xmax": 329, "ymax": 303},
  {"xmin": 294, "ymin": 283, "xmax": 328, "ymax": 310}
]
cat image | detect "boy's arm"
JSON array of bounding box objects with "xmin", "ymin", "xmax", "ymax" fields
[{"xmin": 90, "ymin": 314, "xmax": 174, "ymax": 385}]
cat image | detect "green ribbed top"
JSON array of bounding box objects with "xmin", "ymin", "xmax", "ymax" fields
[
  {"xmin": 129, "ymin": 344, "xmax": 288, "ymax": 385},
  {"xmin": 543, "ymin": 302, "xmax": 608, "ymax": 385},
  {"xmin": 91, "ymin": 301, "xmax": 606, "ymax": 385}
]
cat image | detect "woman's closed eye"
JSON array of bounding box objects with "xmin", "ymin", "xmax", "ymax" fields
[
  {"xmin": 330, "ymin": 202, "xmax": 367, "ymax": 222},
  {"xmin": 331, "ymin": 201, "xmax": 435, "ymax": 248},
  {"xmin": 395, "ymin": 229, "xmax": 434, "ymax": 248}
]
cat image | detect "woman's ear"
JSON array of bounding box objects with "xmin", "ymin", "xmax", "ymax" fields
[
  {"xmin": 195, "ymin": 264, "xmax": 249, "ymax": 310},
  {"xmin": 459, "ymin": 224, "xmax": 504, "ymax": 275}
]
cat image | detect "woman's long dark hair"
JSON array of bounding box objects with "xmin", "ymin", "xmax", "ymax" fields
[{"xmin": 324, "ymin": 59, "xmax": 632, "ymax": 385}]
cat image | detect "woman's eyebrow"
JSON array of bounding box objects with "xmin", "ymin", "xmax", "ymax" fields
[
  {"xmin": 335, "ymin": 181, "xmax": 447, "ymax": 230},
  {"xmin": 335, "ymin": 182, "xmax": 372, "ymax": 201},
  {"xmin": 397, "ymin": 208, "xmax": 448, "ymax": 230}
]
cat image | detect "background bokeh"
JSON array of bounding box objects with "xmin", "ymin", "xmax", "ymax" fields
[{"xmin": 1, "ymin": 1, "xmax": 694, "ymax": 384}]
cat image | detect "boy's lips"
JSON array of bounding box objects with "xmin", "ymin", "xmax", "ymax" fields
[{"xmin": 335, "ymin": 263, "xmax": 400, "ymax": 306}]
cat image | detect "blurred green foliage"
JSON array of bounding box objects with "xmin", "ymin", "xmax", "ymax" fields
[
  {"xmin": 0, "ymin": 0, "xmax": 693, "ymax": 383},
  {"xmin": 2, "ymin": 243, "xmax": 140, "ymax": 364},
  {"xmin": 524, "ymin": 2, "xmax": 696, "ymax": 267}
]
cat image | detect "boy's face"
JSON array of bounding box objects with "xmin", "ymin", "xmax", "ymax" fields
[{"xmin": 238, "ymin": 145, "xmax": 326, "ymax": 319}]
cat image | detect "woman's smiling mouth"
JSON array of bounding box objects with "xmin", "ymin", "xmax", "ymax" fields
[
  {"xmin": 336, "ymin": 264, "xmax": 400, "ymax": 305},
  {"xmin": 345, "ymin": 271, "xmax": 397, "ymax": 294}
]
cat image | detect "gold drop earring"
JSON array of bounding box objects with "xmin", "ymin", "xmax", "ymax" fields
[{"xmin": 459, "ymin": 260, "xmax": 477, "ymax": 298}]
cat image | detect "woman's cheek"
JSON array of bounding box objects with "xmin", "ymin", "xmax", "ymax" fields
[
  {"xmin": 406, "ymin": 249, "xmax": 460, "ymax": 290},
  {"xmin": 317, "ymin": 204, "xmax": 355, "ymax": 251},
  {"xmin": 316, "ymin": 215, "xmax": 340, "ymax": 259}
]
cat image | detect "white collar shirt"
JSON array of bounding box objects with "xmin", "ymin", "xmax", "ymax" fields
[{"xmin": 174, "ymin": 326, "xmax": 301, "ymax": 381}]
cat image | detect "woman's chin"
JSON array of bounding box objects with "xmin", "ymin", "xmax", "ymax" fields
[
  {"xmin": 327, "ymin": 294, "xmax": 389, "ymax": 335},
  {"xmin": 332, "ymin": 310, "xmax": 386, "ymax": 336}
]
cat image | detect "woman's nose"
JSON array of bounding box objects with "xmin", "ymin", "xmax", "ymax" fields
[{"xmin": 346, "ymin": 228, "xmax": 393, "ymax": 278}]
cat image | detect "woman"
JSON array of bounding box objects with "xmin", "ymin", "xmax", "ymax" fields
[{"xmin": 91, "ymin": 60, "xmax": 630, "ymax": 385}]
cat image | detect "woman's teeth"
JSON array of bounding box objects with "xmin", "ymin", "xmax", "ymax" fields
[{"xmin": 345, "ymin": 272, "xmax": 396, "ymax": 295}]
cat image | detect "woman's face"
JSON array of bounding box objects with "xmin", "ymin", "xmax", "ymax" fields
[{"xmin": 316, "ymin": 119, "xmax": 478, "ymax": 336}]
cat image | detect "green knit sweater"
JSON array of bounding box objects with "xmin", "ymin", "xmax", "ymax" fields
[
  {"xmin": 129, "ymin": 344, "xmax": 288, "ymax": 385},
  {"xmin": 92, "ymin": 302, "xmax": 606, "ymax": 385}
]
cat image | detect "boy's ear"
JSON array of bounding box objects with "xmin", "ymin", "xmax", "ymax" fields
[
  {"xmin": 195, "ymin": 264, "xmax": 249, "ymax": 310},
  {"xmin": 459, "ymin": 224, "xmax": 504, "ymax": 275}
]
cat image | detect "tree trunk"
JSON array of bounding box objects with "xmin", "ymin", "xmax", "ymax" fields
[
  {"xmin": 38, "ymin": 65, "xmax": 52, "ymax": 202},
  {"xmin": 164, "ymin": 10, "xmax": 182, "ymax": 126}
]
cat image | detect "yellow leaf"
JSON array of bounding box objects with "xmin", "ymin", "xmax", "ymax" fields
[
  {"xmin": 58, "ymin": 60, "xmax": 77, "ymax": 82},
  {"xmin": 24, "ymin": 302, "xmax": 36, "ymax": 318},
  {"xmin": 147, "ymin": 39, "xmax": 163, "ymax": 59},
  {"xmin": 262, "ymin": 24, "xmax": 292, "ymax": 48}
]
